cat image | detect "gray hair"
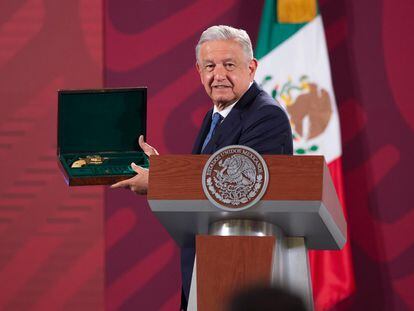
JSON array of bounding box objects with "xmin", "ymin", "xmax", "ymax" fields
[{"xmin": 195, "ymin": 25, "xmax": 254, "ymax": 63}]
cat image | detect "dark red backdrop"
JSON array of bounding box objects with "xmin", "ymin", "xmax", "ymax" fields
[
  {"xmin": 0, "ymin": 0, "xmax": 104, "ymax": 310},
  {"xmin": 0, "ymin": 0, "xmax": 413, "ymax": 310}
]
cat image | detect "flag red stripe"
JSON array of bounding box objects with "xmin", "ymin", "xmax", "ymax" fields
[{"xmin": 309, "ymin": 157, "xmax": 355, "ymax": 310}]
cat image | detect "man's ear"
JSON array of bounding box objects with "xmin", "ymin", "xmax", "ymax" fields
[{"xmin": 249, "ymin": 58, "xmax": 258, "ymax": 78}]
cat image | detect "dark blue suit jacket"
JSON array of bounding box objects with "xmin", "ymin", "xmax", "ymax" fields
[
  {"xmin": 181, "ymin": 82, "xmax": 293, "ymax": 303},
  {"xmin": 192, "ymin": 81, "xmax": 293, "ymax": 155}
]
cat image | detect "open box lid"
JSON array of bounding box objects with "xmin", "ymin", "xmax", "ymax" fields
[{"xmin": 58, "ymin": 87, "xmax": 147, "ymax": 155}]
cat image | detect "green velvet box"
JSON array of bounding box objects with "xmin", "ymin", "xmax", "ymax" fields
[{"xmin": 57, "ymin": 88, "xmax": 148, "ymax": 186}]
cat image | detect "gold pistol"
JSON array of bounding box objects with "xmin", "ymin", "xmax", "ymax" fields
[{"xmin": 71, "ymin": 155, "xmax": 108, "ymax": 168}]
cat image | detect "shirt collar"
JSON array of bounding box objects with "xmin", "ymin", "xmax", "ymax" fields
[
  {"xmin": 213, "ymin": 101, "xmax": 236, "ymax": 119},
  {"xmin": 213, "ymin": 81, "xmax": 253, "ymax": 120}
]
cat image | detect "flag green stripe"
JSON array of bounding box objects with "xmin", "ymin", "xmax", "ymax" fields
[{"xmin": 255, "ymin": 0, "xmax": 313, "ymax": 59}]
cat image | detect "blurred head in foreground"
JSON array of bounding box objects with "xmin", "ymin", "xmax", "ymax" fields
[{"xmin": 228, "ymin": 285, "xmax": 306, "ymax": 311}]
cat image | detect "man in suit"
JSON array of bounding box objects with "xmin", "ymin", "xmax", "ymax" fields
[{"xmin": 112, "ymin": 25, "xmax": 293, "ymax": 309}]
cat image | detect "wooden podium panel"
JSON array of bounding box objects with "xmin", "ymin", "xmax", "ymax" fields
[
  {"xmin": 149, "ymin": 155, "xmax": 324, "ymax": 201},
  {"xmin": 196, "ymin": 236, "xmax": 275, "ymax": 311}
]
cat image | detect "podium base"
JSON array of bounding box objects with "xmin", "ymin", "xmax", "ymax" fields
[{"xmin": 187, "ymin": 220, "xmax": 314, "ymax": 311}]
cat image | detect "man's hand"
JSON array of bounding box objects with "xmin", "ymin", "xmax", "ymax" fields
[
  {"xmin": 139, "ymin": 135, "xmax": 159, "ymax": 156},
  {"xmin": 110, "ymin": 162, "xmax": 149, "ymax": 194},
  {"xmin": 110, "ymin": 135, "xmax": 158, "ymax": 195}
]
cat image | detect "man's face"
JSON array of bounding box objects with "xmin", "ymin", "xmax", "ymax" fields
[{"xmin": 196, "ymin": 40, "xmax": 258, "ymax": 110}]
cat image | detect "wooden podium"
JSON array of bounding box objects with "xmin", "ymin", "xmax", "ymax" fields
[{"xmin": 147, "ymin": 155, "xmax": 346, "ymax": 311}]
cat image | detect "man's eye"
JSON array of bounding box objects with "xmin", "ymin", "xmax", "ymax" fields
[
  {"xmin": 225, "ymin": 63, "xmax": 235, "ymax": 70},
  {"xmin": 205, "ymin": 64, "xmax": 214, "ymax": 71}
]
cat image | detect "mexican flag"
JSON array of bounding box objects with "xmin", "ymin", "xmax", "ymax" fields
[{"xmin": 255, "ymin": 0, "xmax": 355, "ymax": 309}]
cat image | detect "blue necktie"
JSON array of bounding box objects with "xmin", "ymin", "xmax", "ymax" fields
[{"xmin": 201, "ymin": 112, "xmax": 222, "ymax": 152}]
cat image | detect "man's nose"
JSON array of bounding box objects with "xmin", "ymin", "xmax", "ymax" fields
[{"xmin": 213, "ymin": 65, "xmax": 226, "ymax": 80}]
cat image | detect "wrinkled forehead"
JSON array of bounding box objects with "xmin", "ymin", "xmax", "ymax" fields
[{"xmin": 198, "ymin": 39, "xmax": 250, "ymax": 63}]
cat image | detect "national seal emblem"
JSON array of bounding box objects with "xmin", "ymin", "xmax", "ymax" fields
[{"xmin": 202, "ymin": 145, "xmax": 269, "ymax": 211}]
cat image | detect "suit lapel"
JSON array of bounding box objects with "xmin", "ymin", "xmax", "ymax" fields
[
  {"xmin": 234, "ymin": 81, "xmax": 261, "ymax": 111},
  {"xmin": 206, "ymin": 108, "xmax": 241, "ymax": 152}
]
